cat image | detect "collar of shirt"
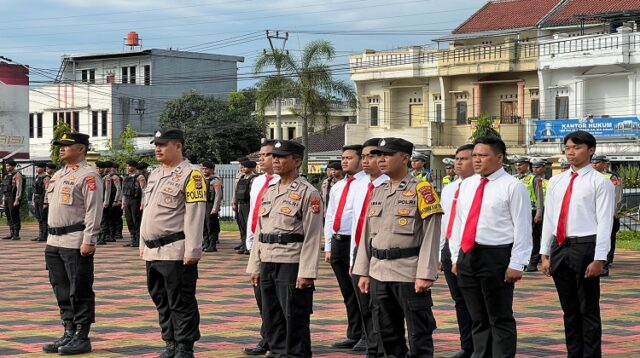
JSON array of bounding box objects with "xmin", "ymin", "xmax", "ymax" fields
[{"xmin": 572, "ymin": 164, "xmax": 594, "ymax": 177}]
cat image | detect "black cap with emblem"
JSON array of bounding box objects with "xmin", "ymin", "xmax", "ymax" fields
[
  {"xmin": 371, "ymin": 138, "xmax": 414, "ymax": 156},
  {"xmin": 270, "ymin": 140, "xmax": 305, "ymax": 158},
  {"xmin": 151, "ymin": 128, "xmax": 184, "ymax": 144},
  {"xmin": 53, "ymin": 132, "xmax": 90, "ymax": 146},
  {"xmin": 326, "ymin": 161, "xmax": 342, "ymax": 170}
]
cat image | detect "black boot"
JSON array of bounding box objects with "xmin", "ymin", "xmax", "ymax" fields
[
  {"xmin": 174, "ymin": 342, "xmax": 194, "ymax": 358},
  {"xmin": 12, "ymin": 227, "xmax": 20, "ymax": 240},
  {"xmin": 58, "ymin": 324, "xmax": 91, "ymax": 355},
  {"xmin": 42, "ymin": 321, "xmax": 75, "ymax": 353},
  {"xmin": 159, "ymin": 340, "xmax": 176, "ymax": 358},
  {"xmin": 2, "ymin": 227, "xmax": 13, "ymax": 240}
]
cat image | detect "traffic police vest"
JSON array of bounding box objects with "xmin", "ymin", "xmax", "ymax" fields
[
  {"xmin": 518, "ymin": 173, "xmax": 537, "ymax": 210},
  {"xmin": 442, "ymin": 175, "xmax": 454, "ymax": 186}
]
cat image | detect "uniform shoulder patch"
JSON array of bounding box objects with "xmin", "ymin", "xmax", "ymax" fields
[
  {"xmin": 85, "ymin": 175, "xmax": 97, "ymax": 192},
  {"xmin": 185, "ymin": 170, "xmax": 207, "ymax": 203},
  {"xmin": 310, "ymin": 194, "xmax": 322, "ymax": 215},
  {"xmin": 416, "ymin": 181, "xmax": 443, "ymax": 219}
]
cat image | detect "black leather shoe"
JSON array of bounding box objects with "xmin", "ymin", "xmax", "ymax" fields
[
  {"xmin": 174, "ymin": 342, "xmax": 194, "ymax": 358},
  {"xmin": 42, "ymin": 321, "xmax": 75, "ymax": 353},
  {"xmin": 159, "ymin": 340, "xmax": 176, "ymax": 358},
  {"xmin": 331, "ymin": 338, "xmax": 359, "ymax": 349},
  {"xmin": 352, "ymin": 338, "xmax": 367, "ymax": 351},
  {"xmin": 58, "ymin": 324, "xmax": 91, "ymax": 355},
  {"xmin": 123, "ymin": 243, "xmax": 133, "ymax": 247},
  {"xmin": 243, "ymin": 345, "xmax": 268, "ymax": 355},
  {"xmin": 11, "ymin": 236, "xmax": 20, "ymax": 240},
  {"xmin": 1, "ymin": 235, "xmax": 13, "ymax": 240},
  {"xmin": 449, "ymin": 349, "xmax": 472, "ymax": 358},
  {"xmin": 204, "ymin": 246, "xmax": 218, "ymax": 252},
  {"xmin": 32, "ymin": 237, "xmax": 41, "ymax": 241},
  {"xmin": 524, "ymin": 264, "xmax": 538, "ymax": 272},
  {"xmin": 234, "ymin": 244, "xmax": 243, "ymax": 250}
]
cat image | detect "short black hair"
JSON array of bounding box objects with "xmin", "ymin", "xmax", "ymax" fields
[
  {"xmin": 362, "ymin": 138, "xmax": 381, "ymax": 148},
  {"xmin": 342, "ymin": 144, "xmax": 363, "ymax": 156},
  {"xmin": 456, "ymin": 143, "xmax": 475, "ymax": 155},
  {"xmin": 563, "ymin": 130, "xmax": 596, "ymax": 149},
  {"xmin": 473, "ymin": 136, "xmax": 506, "ymax": 157}
]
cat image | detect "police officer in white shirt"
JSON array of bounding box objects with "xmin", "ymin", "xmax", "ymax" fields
[
  {"xmin": 540, "ymin": 130, "xmax": 615, "ymax": 358},
  {"xmin": 449, "ymin": 136, "xmax": 532, "ymax": 358},
  {"xmin": 325, "ymin": 144, "xmax": 367, "ymax": 350}
]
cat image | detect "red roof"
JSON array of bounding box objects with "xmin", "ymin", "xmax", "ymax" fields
[
  {"xmin": 545, "ymin": 0, "xmax": 640, "ymax": 26},
  {"xmin": 453, "ymin": 0, "xmax": 563, "ymax": 34}
]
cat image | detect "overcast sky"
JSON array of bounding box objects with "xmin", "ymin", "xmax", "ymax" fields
[{"xmin": 1, "ymin": 0, "xmax": 487, "ymax": 88}]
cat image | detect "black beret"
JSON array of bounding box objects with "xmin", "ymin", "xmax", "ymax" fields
[
  {"xmin": 327, "ymin": 161, "xmax": 342, "ymax": 170},
  {"xmin": 136, "ymin": 162, "xmax": 149, "ymax": 170},
  {"xmin": 363, "ymin": 138, "xmax": 381, "ymax": 148},
  {"xmin": 126, "ymin": 160, "xmax": 138, "ymax": 167}
]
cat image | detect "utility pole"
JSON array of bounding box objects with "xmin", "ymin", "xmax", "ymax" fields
[{"xmin": 266, "ymin": 30, "xmax": 288, "ymax": 140}]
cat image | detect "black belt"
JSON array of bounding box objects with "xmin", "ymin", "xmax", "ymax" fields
[
  {"xmin": 259, "ymin": 233, "xmax": 304, "ymax": 244},
  {"xmin": 332, "ymin": 234, "xmax": 351, "ymax": 241},
  {"xmin": 145, "ymin": 232, "xmax": 186, "ymax": 249},
  {"xmin": 561, "ymin": 235, "xmax": 596, "ymax": 246},
  {"xmin": 371, "ymin": 246, "xmax": 420, "ymax": 260},
  {"xmin": 48, "ymin": 224, "xmax": 86, "ymax": 236}
]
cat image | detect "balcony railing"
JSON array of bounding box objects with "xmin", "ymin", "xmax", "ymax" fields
[
  {"xmin": 539, "ymin": 32, "xmax": 624, "ymax": 57},
  {"xmin": 263, "ymin": 98, "xmax": 353, "ymax": 112},
  {"xmin": 350, "ymin": 47, "xmax": 437, "ymax": 71}
]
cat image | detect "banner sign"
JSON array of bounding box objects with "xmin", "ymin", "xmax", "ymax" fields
[{"xmin": 534, "ymin": 117, "xmax": 640, "ymax": 140}]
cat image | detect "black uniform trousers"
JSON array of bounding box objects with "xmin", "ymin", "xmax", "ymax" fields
[
  {"xmin": 34, "ymin": 199, "xmax": 49, "ymax": 240},
  {"xmin": 253, "ymin": 282, "xmax": 269, "ymax": 349},
  {"xmin": 3, "ymin": 198, "xmax": 21, "ymax": 234},
  {"xmin": 45, "ymin": 245, "xmax": 95, "ymax": 324},
  {"xmin": 110, "ymin": 205, "xmax": 123, "ymax": 239},
  {"xmin": 606, "ymin": 217, "xmax": 620, "ymax": 268},
  {"xmin": 441, "ymin": 240, "xmax": 474, "ymax": 354},
  {"xmin": 351, "ymin": 246, "xmax": 381, "ymax": 357},
  {"xmin": 330, "ymin": 238, "xmax": 363, "ymax": 340},
  {"xmin": 123, "ymin": 199, "xmax": 142, "ymax": 245},
  {"xmin": 202, "ymin": 202, "xmax": 221, "ymax": 249},
  {"xmin": 237, "ymin": 202, "xmax": 251, "ymax": 248},
  {"xmin": 100, "ymin": 205, "xmax": 112, "ymax": 242},
  {"xmin": 549, "ymin": 238, "xmax": 601, "ymax": 358},
  {"xmin": 370, "ymin": 278, "xmax": 436, "ymax": 358},
  {"xmin": 260, "ymin": 262, "xmax": 313, "ymax": 357},
  {"xmin": 530, "ymin": 211, "xmax": 543, "ymax": 266},
  {"xmin": 456, "ymin": 244, "xmax": 516, "ymax": 358},
  {"xmin": 146, "ymin": 260, "xmax": 201, "ymax": 344}
]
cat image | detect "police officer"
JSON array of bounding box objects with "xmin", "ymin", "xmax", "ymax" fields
[
  {"xmin": 527, "ymin": 159, "xmax": 548, "ymax": 272},
  {"xmin": 322, "ymin": 161, "xmax": 343, "ymax": 213},
  {"xmin": 41, "ymin": 163, "xmax": 58, "ymax": 242},
  {"xmin": 246, "ymin": 140, "xmax": 323, "ymax": 357},
  {"xmin": 32, "ymin": 162, "xmax": 52, "ymax": 242},
  {"xmin": 140, "ymin": 128, "xmax": 207, "ymax": 358},
  {"xmin": 109, "ymin": 162, "xmax": 124, "ymax": 241},
  {"xmin": 513, "ymin": 157, "xmax": 544, "ymax": 273},
  {"xmin": 232, "ymin": 157, "xmax": 249, "ymax": 251},
  {"xmin": 442, "ymin": 158, "xmax": 456, "ymax": 187},
  {"xmin": 43, "ymin": 132, "xmax": 103, "ymax": 355},
  {"xmin": 137, "ymin": 161, "xmax": 150, "ymax": 181},
  {"xmin": 1, "ymin": 158, "xmax": 24, "ymax": 240},
  {"xmin": 559, "ymin": 157, "xmax": 570, "ymax": 172},
  {"xmin": 98, "ymin": 161, "xmax": 115, "ymax": 245},
  {"xmin": 235, "ymin": 160, "xmax": 258, "ymax": 254},
  {"xmin": 354, "ymin": 138, "xmax": 443, "ymax": 357},
  {"xmin": 410, "ymin": 152, "xmax": 433, "ymax": 183},
  {"xmin": 200, "ymin": 160, "xmax": 223, "ymax": 253},
  {"xmin": 123, "ymin": 160, "xmax": 146, "ymax": 247}
]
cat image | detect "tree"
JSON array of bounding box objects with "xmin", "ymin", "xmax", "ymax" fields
[
  {"xmin": 471, "ymin": 113, "xmax": 501, "ymax": 140},
  {"xmin": 100, "ymin": 124, "xmax": 140, "ymax": 168},
  {"xmin": 254, "ymin": 40, "xmax": 357, "ymax": 172},
  {"xmin": 50, "ymin": 122, "xmax": 72, "ymax": 164},
  {"xmin": 158, "ymin": 90, "xmax": 261, "ymax": 163}
]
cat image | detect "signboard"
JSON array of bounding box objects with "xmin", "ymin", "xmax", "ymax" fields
[
  {"xmin": 308, "ymin": 163, "xmax": 324, "ymax": 174},
  {"xmin": 0, "ymin": 63, "xmax": 29, "ymax": 159},
  {"xmin": 534, "ymin": 117, "xmax": 640, "ymax": 140}
]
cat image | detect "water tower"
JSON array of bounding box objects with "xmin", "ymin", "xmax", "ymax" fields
[{"xmin": 124, "ymin": 32, "xmax": 142, "ymax": 51}]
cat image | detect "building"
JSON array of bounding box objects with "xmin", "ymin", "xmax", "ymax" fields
[
  {"xmin": 29, "ymin": 44, "xmax": 243, "ymax": 159},
  {"xmin": 0, "ymin": 63, "xmax": 29, "ymax": 160}
]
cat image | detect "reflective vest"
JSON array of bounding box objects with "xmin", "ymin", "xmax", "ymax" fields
[
  {"xmin": 442, "ymin": 175, "xmax": 454, "ymax": 186},
  {"xmin": 518, "ymin": 173, "xmax": 537, "ymax": 209}
]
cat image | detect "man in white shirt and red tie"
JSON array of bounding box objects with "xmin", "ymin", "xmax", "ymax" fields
[
  {"xmin": 348, "ymin": 138, "xmax": 389, "ymax": 356},
  {"xmin": 540, "ymin": 130, "xmax": 615, "ymax": 358},
  {"xmin": 439, "ymin": 144, "xmax": 475, "ymax": 358},
  {"xmin": 325, "ymin": 144, "xmax": 367, "ymax": 350},
  {"xmin": 449, "ymin": 136, "xmax": 532, "ymax": 358},
  {"xmin": 243, "ymin": 140, "xmax": 280, "ymax": 356}
]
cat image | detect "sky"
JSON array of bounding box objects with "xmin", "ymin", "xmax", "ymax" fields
[{"xmin": 1, "ymin": 0, "xmax": 488, "ymax": 89}]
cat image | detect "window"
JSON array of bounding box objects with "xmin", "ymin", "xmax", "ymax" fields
[
  {"xmin": 144, "ymin": 65, "xmax": 151, "ymax": 85},
  {"xmin": 81, "ymin": 69, "xmax": 95, "ymax": 84},
  {"xmin": 556, "ymin": 96, "xmax": 569, "ymax": 119},
  {"xmin": 29, "ymin": 113, "xmax": 34, "ymax": 138},
  {"xmin": 122, "ymin": 67, "xmax": 128, "ymax": 84},
  {"xmin": 92, "ymin": 111, "xmax": 99, "ymax": 136},
  {"xmin": 269, "ymin": 127, "xmax": 275, "ymax": 139},
  {"xmin": 53, "ymin": 111, "xmax": 80, "ymax": 131},
  {"xmin": 500, "ymin": 101, "xmax": 516, "ymax": 123},
  {"xmin": 122, "ymin": 66, "xmax": 136, "ymax": 84},
  {"xmin": 37, "ymin": 113, "xmax": 43, "ymax": 138},
  {"xmin": 370, "ymin": 106, "xmax": 379, "ymax": 127},
  {"xmin": 435, "ymin": 103, "xmax": 442, "ymax": 123},
  {"xmin": 531, "ymin": 99, "xmax": 540, "ymax": 119},
  {"xmin": 81, "ymin": 70, "xmax": 87, "ymax": 83},
  {"xmin": 89, "ymin": 69, "xmax": 95, "ymax": 84},
  {"xmin": 287, "ymin": 127, "xmax": 296, "ymax": 139},
  {"xmin": 72, "ymin": 112, "xmax": 79, "ymax": 131},
  {"xmin": 456, "ymin": 102, "xmax": 467, "ymax": 125},
  {"xmin": 101, "ymin": 111, "xmax": 108, "ymax": 136},
  {"xmin": 409, "ymin": 104, "xmax": 423, "ymax": 127}
]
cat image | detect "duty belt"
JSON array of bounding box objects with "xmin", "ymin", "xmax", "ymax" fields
[
  {"xmin": 561, "ymin": 235, "xmax": 596, "ymax": 246},
  {"xmin": 259, "ymin": 233, "xmax": 305, "ymax": 244},
  {"xmin": 48, "ymin": 224, "xmax": 86, "ymax": 236},
  {"xmin": 145, "ymin": 232, "xmax": 186, "ymax": 249},
  {"xmin": 371, "ymin": 246, "xmax": 420, "ymax": 260},
  {"xmin": 332, "ymin": 234, "xmax": 351, "ymax": 241}
]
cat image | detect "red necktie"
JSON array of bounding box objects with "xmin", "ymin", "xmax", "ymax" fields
[
  {"xmin": 461, "ymin": 177, "xmax": 489, "ymax": 253},
  {"xmin": 556, "ymin": 171, "xmax": 578, "ymax": 246},
  {"xmin": 354, "ymin": 182, "xmax": 375, "ymax": 246},
  {"xmin": 333, "ymin": 177, "xmax": 356, "ymax": 232},
  {"xmin": 251, "ymin": 175, "xmax": 273, "ymax": 233},
  {"xmin": 445, "ymin": 183, "xmax": 461, "ymax": 240}
]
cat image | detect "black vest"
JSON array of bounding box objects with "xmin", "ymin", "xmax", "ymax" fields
[
  {"xmin": 123, "ymin": 174, "xmax": 142, "ymax": 200},
  {"xmin": 236, "ymin": 174, "xmax": 256, "ymax": 204},
  {"xmin": 33, "ymin": 174, "xmax": 50, "ymax": 202},
  {"xmin": 2, "ymin": 172, "xmax": 16, "ymax": 197}
]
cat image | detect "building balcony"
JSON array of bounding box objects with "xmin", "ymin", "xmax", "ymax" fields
[
  {"xmin": 349, "ymin": 46, "xmax": 438, "ymax": 81},
  {"xmin": 438, "ymin": 42, "xmax": 538, "ymax": 76},
  {"xmin": 262, "ymin": 98, "xmax": 355, "ymax": 117}
]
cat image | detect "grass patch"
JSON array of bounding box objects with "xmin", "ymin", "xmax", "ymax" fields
[
  {"xmin": 617, "ymin": 230, "xmax": 640, "ymax": 251},
  {"xmin": 220, "ymin": 219, "xmax": 239, "ymax": 232}
]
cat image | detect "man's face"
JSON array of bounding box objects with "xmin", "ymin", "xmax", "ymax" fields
[
  {"xmin": 341, "ymin": 149, "xmax": 361, "ymax": 175},
  {"xmin": 46, "ymin": 168, "xmax": 56, "ymax": 175},
  {"xmin": 564, "ymin": 139, "xmax": 594, "ymax": 168},
  {"xmin": 515, "ymin": 162, "xmax": 529, "ymax": 175},
  {"xmin": 127, "ymin": 165, "xmax": 136, "ymax": 174},
  {"xmin": 454, "ymin": 149, "xmax": 474, "ymax": 178},
  {"xmin": 36, "ymin": 166, "xmax": 45, "ymax": 175},
  {"xmin": 378, "ymin": 152, "xmax": 409, "ymax": 176},
  {"xmin": 472, "ymin": 144, "xmax": 503, "ymax": 176},
  {"xmin": 445, "ymin": 167, "xmax": 455, "ymax": 177},
  {"xmin": 331, "ymin": 169, "xmax": 343, "ymax": 179},
  {"xmin": 155, "ymin": 141, "xmax": 181, "ymax": 164},
  {"xmin": 591, "ymin": 161, "xmax": 606, "ymax": 172},
  {"xmin": 258, "ymin": 145, "xmax": 274, "ymax": 173},
  {"xmin": 5, "ymin": 163, "xmax": 15, "ymax": 172},
  {"xmin": 272, "ymin": 154, "xmax": 300, "ymax": 176},
  {"xmin": 361, "ymin": 146, "xmax": 381, "ymax": 176},
  {"xmin": 411, "ymin": 159, "xmax": 425, "ymax": 170},
  {"xmin": 97, "ymin": 167, "xmax": 104, "ymax": 175},
  {"xmin": 201, "ymin": 167, "xmax": 213, "ymax": 176},
  {"xmin": 533, "ymin": 165, "xmax": 546, "ymax": 175},
  {"xmin": 59, "ymin": 144, "xmax": 84, "ymax": 163}
]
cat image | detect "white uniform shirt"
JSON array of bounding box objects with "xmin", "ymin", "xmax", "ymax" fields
[
  {"xmin": 348, "ymin": 173, "xmax": 389, "ymax": 266},
  {"xmin": 246, "ymin": 173, "xmax": 280, "ymax": 250},
  {"xmin": 540, "ymin": 165, "xmax": 614, "ymax": 260},
  {"xmin": 449, "ymin": 168, "xmax": 533, "ymax": 271},
  {"xmin": 324, "ymin": 171, "xmax": 367, "ymax": 251},
  {"xmin": 439, "ymin": 178, "xmax": 462, "ymax": 260}
]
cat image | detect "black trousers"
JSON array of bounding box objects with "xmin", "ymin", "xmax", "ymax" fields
[
  {"xmin": 45, "ymin": 245, "xmax": 95, "ymax": 324},
  {"xmin": 457, "ymin": 245, "xmax": 516, "ymax": 358},
  {"xmin": 123, "ymin": 199, "xmax": 142, "ymax": 245},
  {"xmin": 100, "ymin": 206, "xmax": 112, "ymax": 241},
  {"xmin": 253, "ymin": 282, "xmax": 269, "ymax": 349},
  {"xmin": 351, "ymin": 270, "xmax": 381, "ymax": 356},
  {"xmin": 550, "ymin": 239, "xmax": 601, "ymax": 358},
  {"xmin": 34, "ymin": 200, "xmax": 49, "ymax": 240},
  {"xmin": 110, "ymin": 206, "xmax": 123, "ymax": 239},
  {"xmin": 441, "ymin": 241, "xmax": 474, "ymax": 353},
  {"xmin": 260, "ymin": 262, "xmax": 313, "ymax": 357},
  {"xmin": 146, "ymin": 260, "xmax": 200, "ymax": 344},
  {"xmin": 370, "ymin": 278, "xmax": 436, "ymax": 358},
  {"xmin": 606, "ymin": 218, "xmax": 620, "ymax": 267},
  {"xmin": 530, "ymin": 212, "xmax": 543, "ymax": 266},
  {"xmin": 203, "ymin": 202, "xmax": 220, "ymax": 249},
  {"xmin": 237, "ymin": 203, "xmax": 251, "ymax": 248},
  {"xmin": 330, "ymin": 238, "xmax": 362, "ymax": 340},
  {"xmin": 3, "ymin": 199, "xmax": 21, "ymax": 234}
]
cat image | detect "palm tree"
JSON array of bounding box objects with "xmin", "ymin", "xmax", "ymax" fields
[{"xmin": 254, "ymin": 40, "xmax": 356, "ymax": 172}]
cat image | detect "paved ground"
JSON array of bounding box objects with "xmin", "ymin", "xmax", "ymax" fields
[{"xmin": 1, "ymin": 224, "xmax": 639, "ymax": 357}]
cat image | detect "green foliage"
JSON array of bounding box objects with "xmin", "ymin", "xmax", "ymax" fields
[
  {"xmin": 100, "ymin": 124, "xmax": 140, "ymax": 169},
  {"xmin": 49, "ymin": 122, "xmax": 72, "ymax": 164},
  {"xmin": 158, "ymin": 90, "xmax": 261, "ymax": 163},
  {"xmin": 617, "ymin": 230, "xmax": 640, "ymax": 241},
  {"xmin": 471, "ymin": 113, "xmax": 501, "ymax": 140},
  {"xmin": 618, "ymin": 165, "xmax": 640, "ymax": 188}
]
